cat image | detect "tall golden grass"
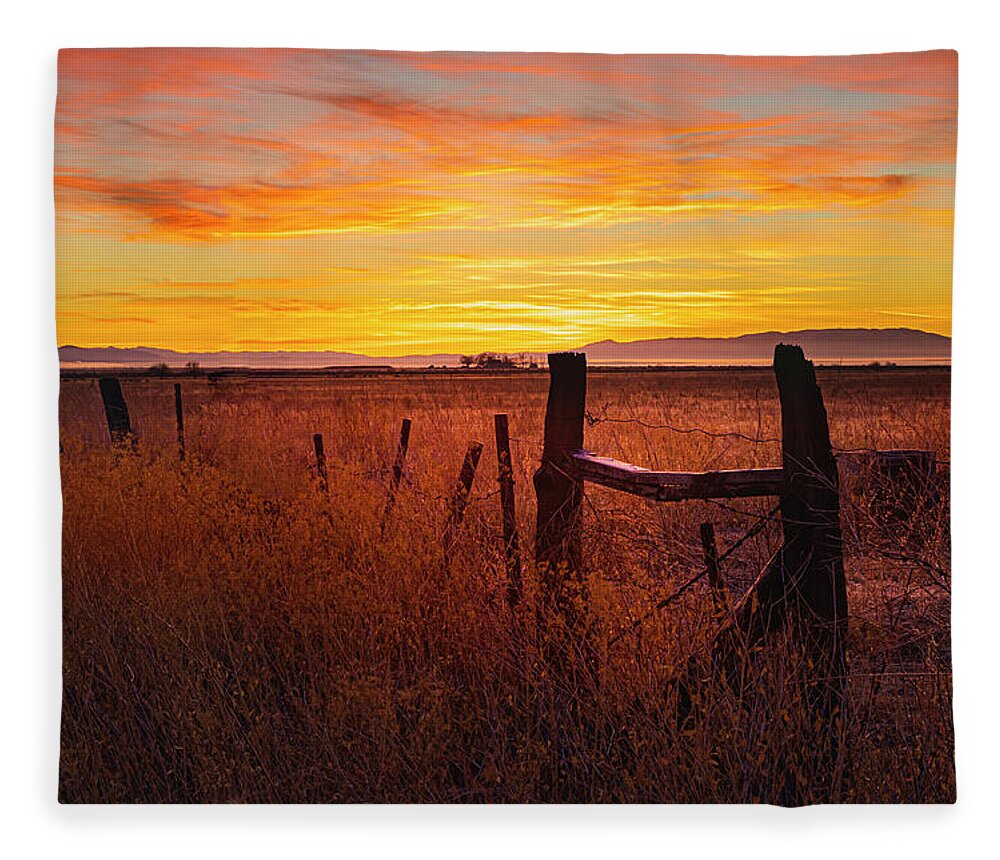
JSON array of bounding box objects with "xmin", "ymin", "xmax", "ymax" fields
[{"xmin": 58, "ymin": 368, "xmax": 953, "ymax": 803}]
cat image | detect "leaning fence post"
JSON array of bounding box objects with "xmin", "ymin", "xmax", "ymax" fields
[
  {"xmin": 712, "ymin": 346, "xmax": 848, "ymax": 710},
  {"xmin": 98, "ymin": 377, "xmax": 135, "ymax": 448},
  {"xmin": 174, "ymin": 383, "xmax": 186, "ymax": 462},
  {"xmin": 494, "ymin": 413, "xmax": 523, "ymax": 606},
  {"xmin": 313, "ymin": 433, "xmax": 328, "ymax": 494},
  {"xmin": 533, "ymin": 352, "xmax": 586, "ymax": 606},
  {"xmin": 380, "ymin": 418, "xmax": 412, "ymax": 534},
  {"xmin": 442, "ymin": 441, "xmax": 483, "ymax": 568}
]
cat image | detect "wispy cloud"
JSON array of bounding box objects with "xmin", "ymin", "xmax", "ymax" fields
[{"xmin": 55, "ymin": 49, "xmax": 956, "ymax": 351}]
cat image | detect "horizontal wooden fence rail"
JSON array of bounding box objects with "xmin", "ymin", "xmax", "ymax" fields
[
  {"xmin": 569, "ymin": 449, "xmax": 934, "ymax": 502},
  {"xmin": 569, "ymin": 452, "xmax": 785, "ymax": 500},
  {"xmin": 836, "ymin": 448, "xmax": 937, "ymax": 473}
]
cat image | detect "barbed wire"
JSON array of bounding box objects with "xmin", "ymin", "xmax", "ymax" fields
[
  {"xmin": 705, "ymin": 498, "xmax": 783, "ymax": 522},
  {"xmin": 717, "ymin": 502, "xmax": 782, "ymax": 565},
  {"xmin": 608, "ymin": 501, "xmax": 782, "ymax": 648},
  {"xmin": 584, "ymin": 407, "xmax": 781, "ymax": 445},
  {"xmin": 582, "ymin": 407, "xmax": 948, "ymax": 470},
  {"xmin": 400, "ymin": 476, "xmax": 503, "ymax": 507}
]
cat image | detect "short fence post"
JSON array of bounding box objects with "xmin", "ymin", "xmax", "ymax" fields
[
  {"xmin": 380, "ymin": 418, "xmax": 412, "ymax": 534},
  {"xmin": 174, "ymin": 383, "xmax": 186, "ymax": 462},
  {"xmin": 442, "ymin": 441, "xmax": 483, "ymax": 568},
  {"xmin": 313, "ymin": 433, "xmax": 328, "ymax": 494},
  {"xmin": 699, "ymin": 522, "xmax": 727, "ymax": 615},
  {"xmin": 98, "ymin": 377, "xmax": 135, "ymax": 447},
  {"xmin": 533, "ymin": 352, "xmax": 586, "ymax": 606},
  {"xmin": 494, "ymin": 413, "xmax": 522, "ymax": 607}
]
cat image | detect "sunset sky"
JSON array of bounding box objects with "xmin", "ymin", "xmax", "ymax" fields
[{"xmin": 55, "ymin": 49, "xmax": 956, "ymax": 355}]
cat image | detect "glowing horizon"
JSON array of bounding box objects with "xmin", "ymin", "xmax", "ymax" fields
[{"xmin": 55, "ymin": 49, "xmax": 956, "ymax": 355}]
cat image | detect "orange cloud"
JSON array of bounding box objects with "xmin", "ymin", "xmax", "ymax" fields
[{"xmin": 55, "ymin": 49, "xmax": 956, "ymax": 351}]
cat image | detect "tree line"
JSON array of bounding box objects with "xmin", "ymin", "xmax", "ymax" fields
[{"xmin": 457, "ymin": 352, "xmax": 538, "ymax": 369}]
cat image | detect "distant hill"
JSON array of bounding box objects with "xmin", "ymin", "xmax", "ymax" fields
[
  {"xmin": 578, "ymin": 328, "xmax": 950, "ymax": 364},
  {"xmin": 59, "ymin": 328, "xmax": 950, "ymax": 369},
  {"xmin": 57, "ymin": 345, "xmax": 462, "ymax": 369}
]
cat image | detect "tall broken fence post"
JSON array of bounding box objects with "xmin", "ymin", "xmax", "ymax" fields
[
  {"xmin": 442, "ymin": 440, "xmax": 483, "ymax": 569},
  {"xmin": 533, "ymin": 352, "xmax": 587, "ymax": 610},
  {"xmin": 380, "ymin": 418, "xmax": 412, "ymax": 535},
  {"xmin": 494, "ymin": 413, "xmax": 523, "ymax": 607},
  {"xmin": 712, "ymin": 344, "xmax": 848, "ymax": 720},
  {"xmin": 774, "ymin": 343, "xmax": 847, "ymax": 716},
  {"xmin": 98, "ymin": 377, "xmax": 136, "ymax": 448},
  {"xmin": 532, "ymin": 351, "xmax": 601, "ymax": 710}
]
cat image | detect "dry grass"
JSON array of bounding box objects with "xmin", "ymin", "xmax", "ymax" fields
[{"xmin": 58, "ymin": 368, "xmax": 953, "ymax": 803}]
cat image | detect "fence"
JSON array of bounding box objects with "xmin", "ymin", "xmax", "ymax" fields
[
  {"xmin": 532, "ymin": 345, "xmax": 937, "ymax": 733},
  {"xmin": 90, "ymin": 347, "xmax": 938, "ymax": 728}
]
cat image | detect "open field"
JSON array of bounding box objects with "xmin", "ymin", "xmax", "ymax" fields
[{"xmin": 58, "ymin": 367, "xmax": 952, "ymax": 803}]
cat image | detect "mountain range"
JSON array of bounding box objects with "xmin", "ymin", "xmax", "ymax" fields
[{"xmin": 58, "ymin": 328, "xmax": 950, "ymax": 369}]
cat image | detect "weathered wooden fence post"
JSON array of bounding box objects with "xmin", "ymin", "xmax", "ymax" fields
[
  {"xmin": 174, "ymin": 383, "xmax": 186, "ymax": 462},
  {"xmin": 773, "ymin": 343, "xmax": 848, "ymax": 713},
  {"xmin": 442, "ymin": 441, "xmax": 483, "ymax": 568},
  {"xmin": 313, "ymin": 433, "xmax": 328, "ymax": 494},
  {"xmin": 713, "ymin": 344, "xmax": 848, "ymax": 718},
  {"xmin": 533, "ymin": 352, "xmax": 586, "ymax": 607},
  {"xmin": 98, "ymin": 377, "xmax": 135, "ymax": 447},
  {"xmin": 494, "ymin": 413, "xmax": 523, "ymax": 607},
  {"xmin": 380, "ymin": 418, "xmax": 412, "ymax": 534},
  {"xmin": 533, "ymin": 351, "xmax": 599, "ymax": 723}
]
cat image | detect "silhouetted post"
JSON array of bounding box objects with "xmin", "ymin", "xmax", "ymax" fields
[
  {"xmin": 533, "ymin": 353, "xmax": 587, "ymax": 609},
  {"xmin": 774, "ymin": 343, "xmax": 847, "ymax": 714},
  {"xmin": 174, "ymin": 383, "xmax": 186, "ymax": 462},
  {"xmin": 699, "ymin": 522, "xmax": 727, "ymax": 615},
  {"xmin": 533, "ymin": 352, "xmax": 598, "ymax": 716},
  {"xmin": 442, "ymin": 441, "xmax": 483, "ymax": 568},
  {"xmin": 98, "ymin": 377, "xmax": 134, "ymax": 447},
  {"xmin": 494, "ymin": 413, "xmax": 523, "ymax": 606},
  {"xmin": 713, "ymin": 346, "xmax": 847, "ymax": 708},
  {"xmin": 380, "ymin": 418, "xmax": 412, "ymax": 534},
  {"xmin": 313, "ymin": 433, "xmax": 328, "ymax": 494}
]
